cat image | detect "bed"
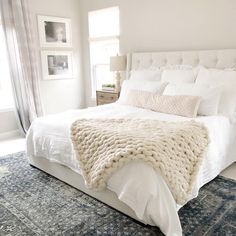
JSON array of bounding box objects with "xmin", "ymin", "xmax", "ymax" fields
[{"xmin": 26, "ymin": 49, "xmax": 236, "ymax": 236}]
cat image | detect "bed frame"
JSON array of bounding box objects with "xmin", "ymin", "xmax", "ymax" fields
[
  {"xmin": 29, "ymin": 49, "xmax": 236, "ymax": 225},
  {"xmin": 29, "ymin": 155, "xmax": 141, "ymax": 221}
]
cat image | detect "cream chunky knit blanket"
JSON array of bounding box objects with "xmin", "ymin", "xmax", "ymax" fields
[{"xmin": 71, "ymin": 119, "xmax": 209, "ymax": 204}]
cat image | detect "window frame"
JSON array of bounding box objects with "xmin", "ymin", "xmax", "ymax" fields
[{"xmin": 88, "ymin": 6, "xmax": 120, "ymax": 99}]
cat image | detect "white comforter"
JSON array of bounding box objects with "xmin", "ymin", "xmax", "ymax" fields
[{"xmin": 26, "ymin": 103, "xmax": 236, "ymax": 236}]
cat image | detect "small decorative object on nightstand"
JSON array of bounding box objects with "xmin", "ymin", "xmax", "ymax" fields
[
  {"xmin": 102, "ymin": 83, "xmax": 115, "ymax": 91},
  {"xmin": 110, "ymin": 55, "xmax": 126, "ymax": 92},
  {"xmin": 96, "ymin": 90, "xmax": 120, "ymax": 106}
]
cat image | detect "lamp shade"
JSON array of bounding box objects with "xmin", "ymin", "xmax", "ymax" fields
[{"xmin": 110, "ymin": 55, "xmax": 126, "ymax": 71}]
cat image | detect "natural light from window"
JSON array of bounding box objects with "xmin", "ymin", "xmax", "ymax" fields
[
  {"xmin": 0, "ymin": 21, "xmax": 14, "ymax": 110},
  {"xmin": 88, "ymin": 7, "xmax": 119, "ymax": 97}
]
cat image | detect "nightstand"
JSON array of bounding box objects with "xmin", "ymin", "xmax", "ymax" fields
[{"xmin": 96, "ymin": 90, "xmax": 120, "ymax": 106}]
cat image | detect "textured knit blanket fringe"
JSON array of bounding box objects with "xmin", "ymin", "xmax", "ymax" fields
[{"xmin": 71, "ymin": 119, "xmax": 209, "ymax": 204}]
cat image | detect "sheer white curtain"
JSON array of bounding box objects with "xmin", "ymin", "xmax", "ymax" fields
[{"xmin": 0, "ymin": 0, "xmax": 43, "ymax": 134}]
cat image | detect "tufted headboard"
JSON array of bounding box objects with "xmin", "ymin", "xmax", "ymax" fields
[{"xmin": 127, "ymin": 49, "xmax": 236, "ymax": 78}]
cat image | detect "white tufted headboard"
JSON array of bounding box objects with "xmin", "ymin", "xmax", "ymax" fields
[{"xmin": 127, "ymin": 49, "xmax": 236, "ymax": 78}]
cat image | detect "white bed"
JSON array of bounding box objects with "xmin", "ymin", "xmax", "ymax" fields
[{"xmin": 26, "ymin": 49, "xmax": 236, "ymax": 236}]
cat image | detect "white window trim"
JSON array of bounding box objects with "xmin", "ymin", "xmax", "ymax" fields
[
  {"xmin": 91, "ymin": 63, "xmax": 111, "ymax": 98},
  {"xmin": 0, "ymin": 108, "xmax": 15, "ymax": 113},
  {"xmin": 88, "ymin": 6, "xmax": 120, "ymax": 100},
  {"xmin": 89, "ymin": 38, "xmax": 119, "ymax": 99},
  {"xmin": 88, "ymin": 35, "xmax": 119, "ymax": 42}
]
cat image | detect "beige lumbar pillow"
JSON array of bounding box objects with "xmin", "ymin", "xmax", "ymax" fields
[{"xmin": 125, "ymin": 90, "xmax": 202, "ymax": 118}]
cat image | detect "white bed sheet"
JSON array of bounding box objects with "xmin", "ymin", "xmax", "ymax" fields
[{"xmin": 26, "ymin": 103, "xmax": 236, "ymax": 236}]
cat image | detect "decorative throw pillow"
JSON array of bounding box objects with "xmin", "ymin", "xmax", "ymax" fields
[
  {"xmin": 163, "ymin": 83, "xmax": 222, "ymax": 116},
  {"xmin": 118, "ymin": 80, "xmax": 168, "ymax": 104},
  {"xmin": 161, "ymin": 69, "xmax": 196, "ymax": 83},
  {"xmin": 129, "ymin": 70, "xmax": 162, "ymax": 81},
  {"xmin": 195, "ymin": 66, "xmax": 236, "ymax": 120},
  {"xmin": 125, "ymin": 90, "xmax": 201, "ymax": 118}
]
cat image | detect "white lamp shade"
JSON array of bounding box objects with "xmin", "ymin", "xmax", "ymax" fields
[{"xmin": 110, "ymin": 55, "xmax": 126, "ymax": 71}]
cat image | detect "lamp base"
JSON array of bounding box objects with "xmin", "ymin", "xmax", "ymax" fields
[{"xmin": 114, "ymin": 72, "xmax": 121, "ymax": 92}]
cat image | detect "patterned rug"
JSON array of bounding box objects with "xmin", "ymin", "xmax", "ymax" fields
[{"xmin": 0, "ymin": 152, "xmax": 235, "ymax": 236}]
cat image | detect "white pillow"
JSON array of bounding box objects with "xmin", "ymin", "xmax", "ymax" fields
[
  {"xmin": 161, "ymin": 69, "xmax": 196, "ymax": 83},
  {"xmin": 163, "ymin": 65, "xmax": 194, "ymax": 70},
  {"xmin": 118, "ymin": 80, "xmax": 168, "ymax": 104},
  {"xmin": 196, "ymin": 66, "xmax": 236, "ymax": 119},
  {"xmin": 163, "ymin": 83, "xmax": 222, "ymax": 116},
  {"xmin": 129, "ymin": 70, "xmax": 162, "ymax": 81}
]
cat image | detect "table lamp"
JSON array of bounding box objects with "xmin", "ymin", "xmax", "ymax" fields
[{"xmin": 110, "ymin": 55, "xmax": 126, "ymax": 92}]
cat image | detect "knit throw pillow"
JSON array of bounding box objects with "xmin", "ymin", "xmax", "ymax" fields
[{"xmin": 125, "ymin": 90, "xmax": 201, "ymax": 118}]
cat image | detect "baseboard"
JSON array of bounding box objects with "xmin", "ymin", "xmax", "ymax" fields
[{"xmin": 0, "ymin": 130, "xmax": 21, "ymax": 140}]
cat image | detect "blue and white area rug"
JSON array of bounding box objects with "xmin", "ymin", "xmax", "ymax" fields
[{"xmin": 0, "ymin": 152, "xmax": 235, "ymax": 235}]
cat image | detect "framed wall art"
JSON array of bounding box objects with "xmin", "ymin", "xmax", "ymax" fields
[
  {"xmin": 41, "ymin": 51, "xmax": 73, "ymax": 80},
  {"xmin": 38, "ymin": 15, "xmax": 72, "ymax": 48}
]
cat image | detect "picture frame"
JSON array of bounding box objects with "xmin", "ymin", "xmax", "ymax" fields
[
  {"xmin": 41, "ymin": 51, "xmax": 73, "ymax": 80},
  {"xmin": 38, "ymin": 15, "xmax": 72, "ymax": 48}
]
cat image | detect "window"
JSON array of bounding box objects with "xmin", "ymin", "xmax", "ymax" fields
[
  {"xmin": 88, "ymin": 7, "xmax": 119, "ymax": 97},
  {"xmin": 0, "ymin": 21, "xmax": 14, "ymax": 110}
]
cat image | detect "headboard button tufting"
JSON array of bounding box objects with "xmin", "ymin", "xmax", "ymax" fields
[{"xmin": 129, "ymin": 50, "xmax": 236, "ymax": 79}]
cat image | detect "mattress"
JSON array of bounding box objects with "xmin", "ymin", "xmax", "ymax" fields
[{"xmin": 26, "ymin": 103, "xmax": 236, "ymax": 236}]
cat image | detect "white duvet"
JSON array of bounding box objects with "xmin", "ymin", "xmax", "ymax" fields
[{"xmin": 26, "ymin": 103, "xmax": 236, "ymax": 236}]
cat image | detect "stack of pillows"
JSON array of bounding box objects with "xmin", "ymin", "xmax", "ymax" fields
[{"xmin": 117, "ymin": 66, "xmax": 236, "ymax": 120}]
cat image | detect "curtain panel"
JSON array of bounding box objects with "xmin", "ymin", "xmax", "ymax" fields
[{"xmin": 0, "ymin": 0, "xmax": 43, "ymax": 134}]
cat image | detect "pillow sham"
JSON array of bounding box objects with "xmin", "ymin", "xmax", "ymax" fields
[
  {"xmin": 129, "ymin": 70, "xmax": 162, "ymax": 81},
  {"xmin": 118, "ymin": 80, "xmax": 168, "ymax": 104},
  {"xmin": 161, "ymin": 69, "xmax": 196, "ymax": 83},
  {"xmin": 195, "ymin": 66, "xmax": 236, "ymax": 119},
  {"xmin": 163, "ymin": 83, "xmax": 222, "ymax": 116},
  {"xmin": 163, "ymin": 65, "xmax": 194, "ymax": 70},
  {"xmin": 125, "ymin": 90, "xmax": 201, "ymax": 118}
]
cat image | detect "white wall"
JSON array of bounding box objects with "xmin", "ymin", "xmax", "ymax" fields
[
  {"xmin": 0, "ymin": 110, "xmax": 18, "ymax": 135},
  {"xmin": 79, "ymin": 0, "xmax": 236, "ymax": 106},
  {"xmin": 29, "ymin": 0, "xmax": 85, "ymax": 114},
  {"xmin": 0, "ymin": 0, "xmax": 85, "ymax": 137},
  {"xmin": 2, "ymin": 0, "xmax": 235, "ymax": 133}
]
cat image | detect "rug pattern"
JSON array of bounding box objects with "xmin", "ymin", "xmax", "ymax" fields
[{"xmin": 0, "ymin": 152, "xmax": 235, "ymax": 235}]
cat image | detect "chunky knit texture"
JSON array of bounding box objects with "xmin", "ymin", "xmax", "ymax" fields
[{"xmin": 71, "ymin": 119, "xmax": 209, "ymax": 204}]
